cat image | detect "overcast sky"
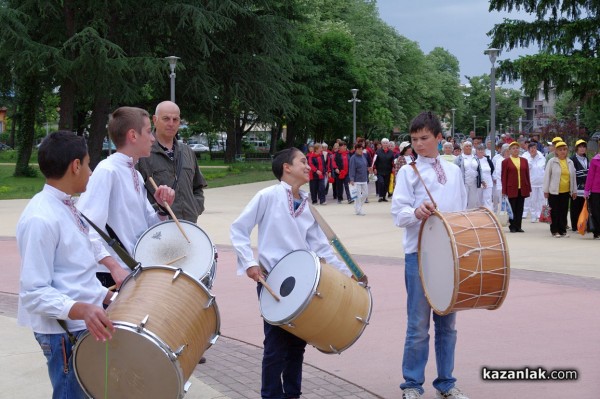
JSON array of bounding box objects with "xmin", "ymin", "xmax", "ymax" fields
[{"xmin": 375, "ymin": 0, "xmax": 536, "ymax": 88}]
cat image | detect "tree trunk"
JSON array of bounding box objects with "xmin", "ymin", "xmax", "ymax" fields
[
  {"xmin": 88, "ymin": 95, "xmax": 111, "ymax": 170},
  {"xmin": 285, "ymin": 122, "xmax": 297, "ymax": 148},
  {"xmin": 270, "ymin": 125, "xmax": 280, "ymax": 155},
  {"xmin": 14, "ymin": 74, "xmax": 41, "ymax": 177},
  {"xmin": 58, "ymin": 0, "xmax": 76, "ymax": 132}
]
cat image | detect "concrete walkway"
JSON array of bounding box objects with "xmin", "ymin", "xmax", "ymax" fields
[{"xmin": 1, "ymin": 180, "xmax": 599, "ymax": 398}]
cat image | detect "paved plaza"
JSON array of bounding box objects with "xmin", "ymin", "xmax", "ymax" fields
[{"xmin": 1, "ymin": 180, "xmax": 599, "ymax": 398}]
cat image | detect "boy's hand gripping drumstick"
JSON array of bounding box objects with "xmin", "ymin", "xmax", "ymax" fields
[
  {"xmin": 258, "ymin": 276, "xmax": 280, "ymax": 302},
  {"xmin": 148, "ymin": 177, "xmax": 190, "ymax": 243}
]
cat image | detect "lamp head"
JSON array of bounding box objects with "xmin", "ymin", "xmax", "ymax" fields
[
  {"xmin": 351, "ymin": 88, "xmax": 358, "ymax": 98},
  {"xmin": 484, "ymin": 48, "xmax": 499, "ymax": 65},
  {"xmin": 165, "ymin": 56, "xmax": 180, "ymax": 69}
]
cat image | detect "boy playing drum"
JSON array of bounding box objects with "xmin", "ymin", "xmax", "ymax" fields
[
  {"xmin": 391, "ymin": 112, "xmax": 469, "ymax": 399},
  {"xmin": 230, "ymin": 148, "xmax": 367, "ymax": 398}
]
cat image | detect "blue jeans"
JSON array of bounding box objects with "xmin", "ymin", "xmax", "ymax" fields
[
  {"xmin": 257, "ymin": 285, "xmax": 306, "ymax": 399},
  {"xmin": 34, "ymin": 330, "xmax": 87, "ymax": 399},
  {"xmin": 400, "ymin": 253, "xmax": 457, "ymax": 394}
]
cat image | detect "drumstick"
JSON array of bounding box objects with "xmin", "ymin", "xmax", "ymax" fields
[
  {"xmin": 148, "ymin": 177, "xmax": 190, "ymax": 243},
  {"xmin": 108, "ymin": 284, "xmax": 117, "ymax": 291},
  {"xmin": 309, "ymin": 205, "xmax": 365, "ymax": 280},
  {"xmin": 165, "ymin": 255, "xmax": 186, "ymax": 265},
  {"xmin": 258, "ymin": 276, "xmax": 280, "ymax": 302}
]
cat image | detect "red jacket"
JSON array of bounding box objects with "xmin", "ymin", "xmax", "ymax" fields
[{"xmin": 501, "ymin": 157, "xmax": 531, "ymax": 198}]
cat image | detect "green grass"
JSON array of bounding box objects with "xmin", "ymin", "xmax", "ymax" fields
[{"xmin": 0, "ymin": 151, "xmax": 274, "ymax": 199}]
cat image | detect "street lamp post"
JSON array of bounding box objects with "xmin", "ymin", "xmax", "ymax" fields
[
  {"xmin": 451, "ymin": 108, "xmax": 456, "ymax": 138},
  {"xmin": 348, "ymin": 89, "xmax": 361, "ymax": 145},
  {"xmin": 485, "ymin": 48, "xmax": 499, "ymax": 157},
  {"xmin": 576, "ymin": 106, "xmax": 580, "ymax": 131},
  {"xmin": 165, "ymin": 56, "xmax": 180, "ymax": 103},
  {"xmin": 486, "ymin": 120, "xmax": 490, "ymax": 136},
  {"xmin": 473, "ymin": 115, "xmax": 477, "ymax": 137}
]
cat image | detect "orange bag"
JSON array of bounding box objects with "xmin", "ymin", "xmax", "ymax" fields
[{"xmin": 577, "ymin": 198, "xmax": 589, "ymax": 235}]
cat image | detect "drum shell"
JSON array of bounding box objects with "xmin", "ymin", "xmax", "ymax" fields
[
  {"xmin": 73, "ymin": 266, "xmax": 220, "ymax": 399},
  {"xmin": 418, "ymin": 207, "xmax": 510, "ymax": 315},
  {"xmin": 261, "ymin": 250, "xmax": 372, "ymax": 354}
]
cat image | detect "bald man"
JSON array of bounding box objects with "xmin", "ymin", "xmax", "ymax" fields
[{"xmin": 137, "ymin": 101, "xmax": 207, "ymax": 223}]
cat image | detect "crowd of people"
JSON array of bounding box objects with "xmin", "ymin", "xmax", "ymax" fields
[{"xmin": 305, "ymin": 131, "xmax": 600, "ymax": 239}]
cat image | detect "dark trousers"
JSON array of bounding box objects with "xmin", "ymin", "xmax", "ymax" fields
[
  {"xmin": 508, "ymin": 191, "xmax": 525, "ymax": 231},
  {"xmin": 336, "ymin": 175, "xmax": 351, "ymax": 201},
  {"xmin": 377, "ymin": 173, "xmax": 391, "ymax": 199},
  {"xmin": 589, "ymin": 193, "xmax": 600, "ymax": 237},
  {"xmin": 548, "ymin": 192, "xmax": 570, "ymax": 235},
  {"xmin": 96, "ymin": 272, "xmax": 116, "ymax": 288},
  {"xmin": 570, "ymin": 196, "xmax": 585, "ymax": 231},
  {"xmin": 257, "ymin": 285, "xmax": 306, "ymax": 398},
  {"xmin": 309, "ymin": 178, "xmax": 326, "ymax": 204}
]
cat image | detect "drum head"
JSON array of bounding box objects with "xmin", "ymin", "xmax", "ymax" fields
[
  {"xmin": 74, "ymin": 325, "xmax": 182, "ymax": 398},
  {"xmin": 133, "ymin": 220, "xmax": 214, "ymax": 281},
  {"xmin": 419, "ymin": 213, "xmax": 457, "ymax": 313},
  {"xmin": 260, "ymin": 250, "xmax": 319, "ymax": 325}
]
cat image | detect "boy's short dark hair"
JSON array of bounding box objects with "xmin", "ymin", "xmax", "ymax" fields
[
  {"xmin": 339, "ymin": 141, "xmax": 347, "ymax": 147},
  {"xmin": 527, "ymin": 142, "xmax": 537, "ymax": 149},
  {"xmin": 108, "ymin": 106, "xmax": 149, "ymax": 148},
  {"xmin": 409, "ymin": 111, "xmax": 442, "ymax": 136},
  {"xmin": 272, "ymin": 147, "xmax": 302, "ymax": 181},
  {"xmin": 354, "ymin": 143, "xmax": 363, "ymax": 150},
  {"xmin": 38, "ymin": 131, "xmax": 88, "ymax": 179}
]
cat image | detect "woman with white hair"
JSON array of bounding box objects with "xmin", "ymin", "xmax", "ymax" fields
[
  {"xmin": 440, "ymin": 141, "xmax": 456, "ymax": 163},
  {"xmin": 454, "ymin": 141, "xmax": 479, "ymax": 208}
]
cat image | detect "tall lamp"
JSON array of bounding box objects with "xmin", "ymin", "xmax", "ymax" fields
[
  {"xmin": 348, "ymin": 89, "xmax": 361, "ymax": 145},
  {"xmin": 451, "ymin": 108, "xmax": 456, "ymax": 138},
  {"xmin": 485, "ymin": 48, "xmax": 499, "ymax": 157},
  {"xmin": 165, "ymin": 56, "xmax": 180, "ymax": 102}
]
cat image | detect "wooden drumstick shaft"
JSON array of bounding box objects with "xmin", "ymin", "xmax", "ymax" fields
[
  {"xmin": 165, "ymin": 255, "xmax": 186, "ymax": 265},
  {"xmin": 258, "ymin": 276, "xmax": 280, "ymax": 302},
  {"xmin": 148, "ymin": 177, "xmax": 190, "ymax": 243}
]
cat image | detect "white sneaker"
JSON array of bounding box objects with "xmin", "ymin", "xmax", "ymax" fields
[
  {"xmin": 436, "ymin": 387, "xmax": 469, "ymax": 399},
  {"xmin": 402, "ymin": 388, "xmax": 422, "ymax": 399}
]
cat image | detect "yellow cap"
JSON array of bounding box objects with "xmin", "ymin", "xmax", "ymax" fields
[
  {"xmin": 508, "ymin": 141, "xmax": 520, "ymax": 148},
  {"xmin": 551, "ymin": 137, "xmax": 563, "ymax": 144},
  {"xmin": 555, "ymin": 141, "xmax": 567, "ymax": 149},
  {"xmin": 575, "ymin": 139, "xmax": 587, "ymax": 147}
]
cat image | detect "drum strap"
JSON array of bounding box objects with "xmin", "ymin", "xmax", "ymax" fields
[
  {"xmin": 56, "ymin": 319, "xmax": 77, "ymax": 345},
  {"xmin": 79, "ymin": 213, "xmax": 140, "ymax": 271},
  {"xmin": 409, "ymin": 162, "xmax": 438, "ymax": 209}
]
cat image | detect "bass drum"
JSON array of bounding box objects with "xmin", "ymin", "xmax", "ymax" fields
[
  {"xmin": 73, "ymin": 265, "xmax": 220, "ymax": 399},
  {"xmin": 133, "ymin": 220, "xmax": 216, "ymax": 288},
  {"xmin": 260, "ymin": 250, "xmax": 372, "ymax": 354}
]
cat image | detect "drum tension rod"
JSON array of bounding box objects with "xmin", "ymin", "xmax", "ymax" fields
[
  {"xmin": 204, "ymin": 296, "xmax": 215, "ymax": 309},
  {"xmin": 355, "ymin": 316, "xmax": 369, "ymax": 325},
  {"xmin": 315, "ymin": 291, "xmax": 323, "ymax": 298},
  {"xmin": 137, "ymin": 314, "xmax": 150, "ymax": 332},
  {"xmin": 328, "ymin": 345, "xmax": 340, "ymax": 354},
  {"xmin": 174, "ymin": 344, "xmax": 187, "ymax": 358},
  {"xmin": 173, "ymin": 269, "xmax": 182, "ymax": 281},
  {"xmin": 287, "ymin": 323, "xmax": 296, "ymax": 329},
  {"xmin": 210, "ymin": 335, "xmax": 220, "ymax": 345}
]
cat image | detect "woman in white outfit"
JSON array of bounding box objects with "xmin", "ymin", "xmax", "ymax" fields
[
  {"xmin": 522, "ymin": 142, "xmax": 546, "ymax": 222},
  {"xmin": 455, "ymin": 141, "xmax": 479, "ymax": 209},
  {"xmin": 476, "ymin": 144, "xmax": 494, "ymax": 210}
]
